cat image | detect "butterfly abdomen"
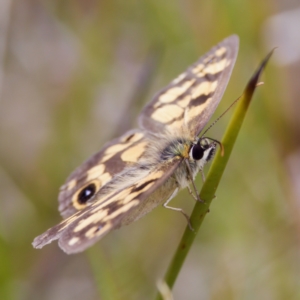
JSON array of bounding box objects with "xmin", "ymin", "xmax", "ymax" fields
[{"xmin": 120, "ymin": 175, "xmax": 178, "ymax": 225}]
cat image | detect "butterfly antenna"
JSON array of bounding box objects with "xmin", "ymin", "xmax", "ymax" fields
[
  {"xmin": 200, "ymin": 95, "xmax": 242, "ymax": 138},
  {"xmin": 200, "ymin": 81, "xmax": 265, "ymax": 157},
  {"xmin": 201, "ymin": 79, "xmax": 265, "ymax": 138}
]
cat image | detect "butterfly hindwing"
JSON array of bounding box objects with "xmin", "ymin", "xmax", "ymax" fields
[
  {"xmin": 59, "ymin": 129, "xmax": 148, "ymax": 218},
  {"xmin": 33, "ymin": 157, "xmax": 181, "ymax": 253},
  {"xmin": 138, "ymin": 35, "xmax": 239, "ymax": 136}
]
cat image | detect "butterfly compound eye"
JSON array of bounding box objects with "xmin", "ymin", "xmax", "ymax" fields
[
  {"xmin": 78, "ymin": 183, "xmax": 96, "ymax": 204},
  {"xmin": 191, "ymin": 144, "xmax": 204, "ymax": 160}
]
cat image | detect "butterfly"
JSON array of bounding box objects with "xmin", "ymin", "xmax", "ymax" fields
[{"xmin": 33, "ymin": 35, "xmax": 239, "ymax": 254}]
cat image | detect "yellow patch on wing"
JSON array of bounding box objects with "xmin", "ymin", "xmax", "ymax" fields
[
  {"xmin": 100, "ymin": 172, "xmax": 112, "ymax": 184},
  {"xmin": 68, "ymin": 237, "xmax": 80, "ymax": 246},
  {"xmin": 187, "ymin": 97, "xmax": 212, "ymax": 120},
  {"xmin": 151, "ymin": 104, "xmax": 183, "ymax": 123},
  {"xmin": 191, "ymin": 64, "xmax": 205, "ymax": 76},
  {"xmin": 122, "ymin": 180, "xmax": 157, "ymax": 205},
  {"xmin": 100, "ymin": 132, "xmax": 145, "ymax": 163},
  {"xmin": 215, "ymin": 47, "xmax": 227, "ymax": 57},
  {"xmin": 84, "ymin": 226, "xmax": 98, "ymax": 238},
  {"xmin": 75, "ymin": 223, "xmax": 113, "ymax": 241},
  {"xmin": 169, "ymin": 118, "xmax": 184, "ymax": 129},
  {"xmin": 177, "ymin": 95, "xmax": 191, "ymax": 108},
  {"xmin": 145, "ymin": 170, "xmax": 164, "ymax": 182},
  {"xmin": 122, "ymin": 181, "xmax": 155, "ymax": 204},
  {"xmin": 72, "ymin": 200, "xmax": 87, "ymax": 211},
  {"xmin": 99, "ymin": 152, "xmax": 115, "ymax": 163},
  {"xmin": 74, "ymin": 209, "xmax": 109, "ymax": 232},
  {"xmin": 102, "ymin": 200, "xmax": 140, "ymax": 222},
  {"xmin": 120, "ymin": 141, "xmax": 148, "ymax": 162},
  {"xmin": 94, "ymin": 223, "xmax": 113, "ymax": 237},
  {"xmin": 191, "ymin": 80, "xmax": 218, "ymax": 99},
  {"xmin": 158, "ymin": 80, "xmax": 195, "ymax": 104},
  {"xmin": 203, "ymin": 58, "xmax": 229, "ymax": 75},
  {"xmin": 100, "ymin": 144, "xmax": 129, "ymax": 162},
  {"xmin": 104, "ymin": 144, "xmax": 128, "ymax": 154},
  {"xmin": 86, "ymin": 164, "xmax": 105, "ymax": 181}
]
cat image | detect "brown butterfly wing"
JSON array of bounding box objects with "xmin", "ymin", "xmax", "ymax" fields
[
  {"xmin": 33, "ymin": 157, "xmax": 181, "ymax": 254},
  {"xmin": 58, "ymin": 129, "xmax": 149, "ymax": 218},
  {"xmin": 138, "ymin": 35, "xmax": 239, "ymax": 137}
]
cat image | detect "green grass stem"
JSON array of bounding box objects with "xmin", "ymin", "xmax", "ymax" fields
[{"xmin": 155, "ymin": 50, "xmax": 274, "ymax": 300}]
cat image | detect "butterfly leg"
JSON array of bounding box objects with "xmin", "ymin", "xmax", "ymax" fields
[
  {"xmin": 163, "ymin": 188, "xmax": 194, "ymax": 231},
  {"xmin": 185, "ymin": 160, "xmax": 204, "ymax": 203},
  {"xmin": 200, "ymin": 169, "xmax": 206, "ymax": 183},
  {"xmin": 186, "ymin": 185, "xmax": 199, "ymax": 201}
]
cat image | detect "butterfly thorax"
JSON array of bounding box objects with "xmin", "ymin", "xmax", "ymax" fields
[{"xmin": 159, "ymin": 136, "xmax": 216, "ymax": 189}]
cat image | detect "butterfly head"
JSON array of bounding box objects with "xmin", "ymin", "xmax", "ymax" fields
[{"xmin": 189, "ymin": 138, "xmax": 217, "ymax": 166}]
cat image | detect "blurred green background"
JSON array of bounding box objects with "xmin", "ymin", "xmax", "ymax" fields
[{"xmin": 1, "ymin": 0, "xmax": 300, "ymax": 299}]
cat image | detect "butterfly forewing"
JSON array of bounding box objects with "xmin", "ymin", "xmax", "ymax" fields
[
  {"xmin": 33, "ymin": 157, "xmax": 181, "ymax": 254},
  {"xmin": 59, "ymin": 129, "xmax": 148, "ymax": 218},
  {"xmin": 138, "ymin": 35, "xmax": 239, "ymax": 136}
]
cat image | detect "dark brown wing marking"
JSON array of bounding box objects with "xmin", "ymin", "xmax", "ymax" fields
[{"xmin": 138, "ymin": 35, "xmax": 239, "ymax": 137}]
